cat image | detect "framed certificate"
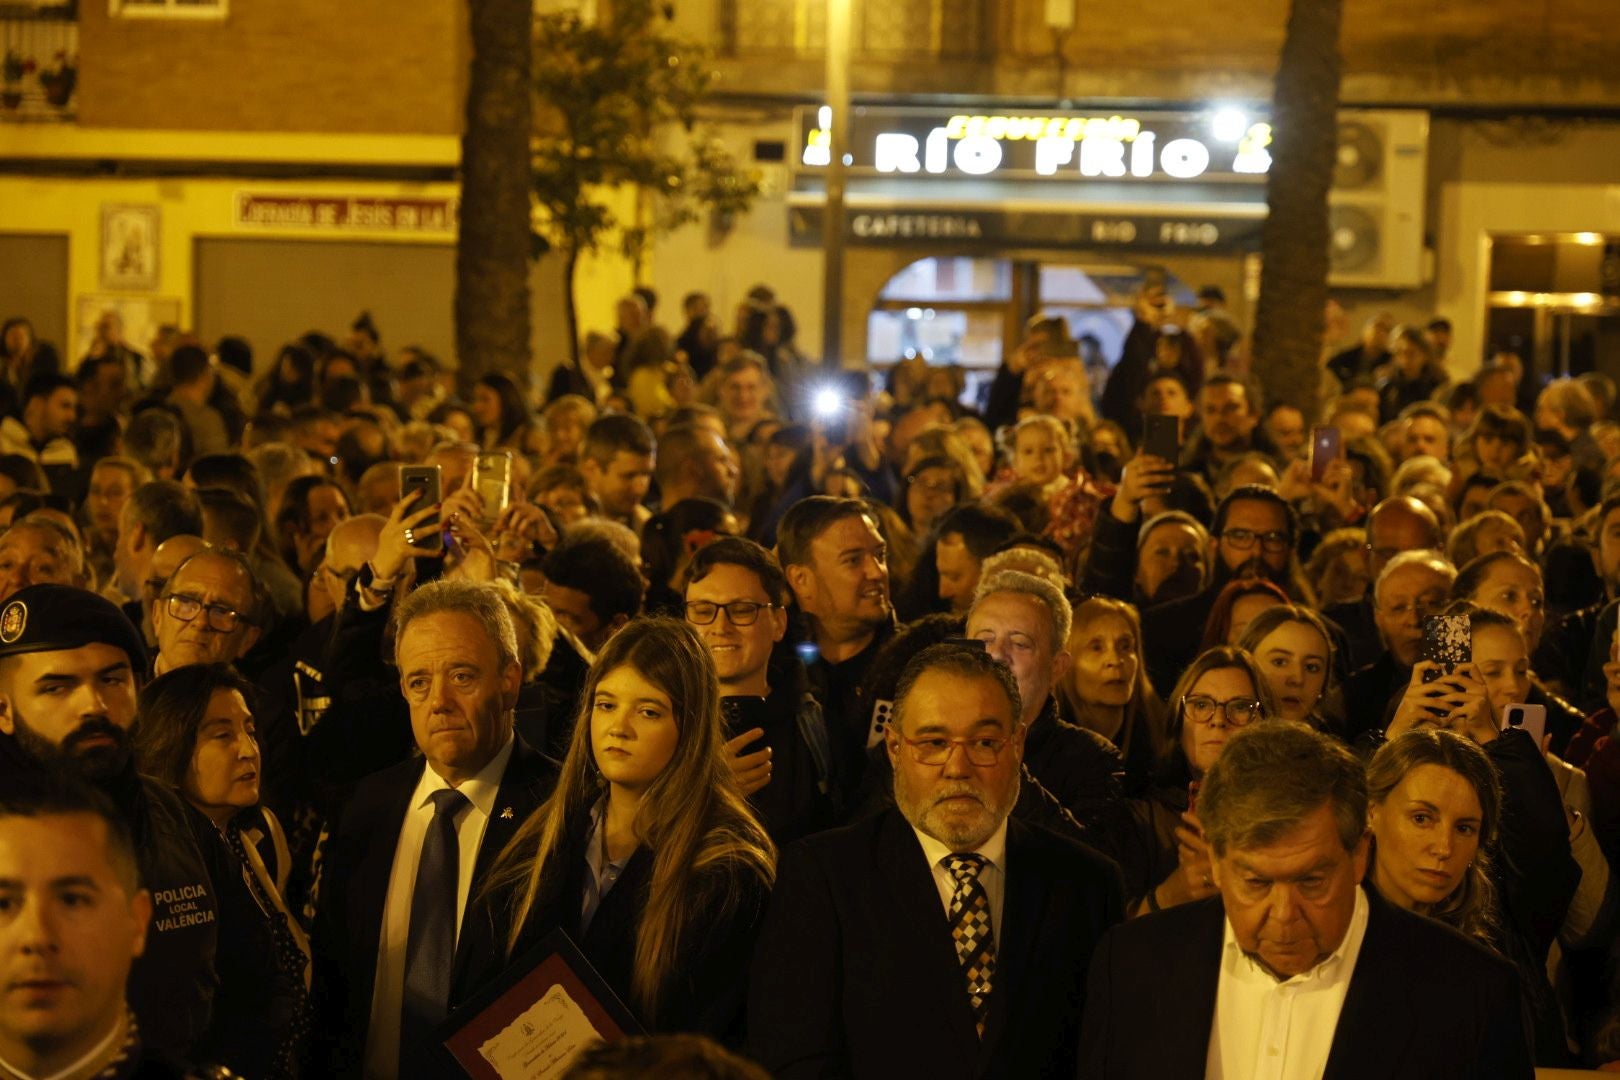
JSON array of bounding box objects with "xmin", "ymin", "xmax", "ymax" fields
[{"xmin": 440, "ymin": 931, "xmax": 643, "ymax": 1080}]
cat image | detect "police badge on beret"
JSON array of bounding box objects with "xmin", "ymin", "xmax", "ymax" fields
[{"xmin": 0, "ymin": 601, "xmax": 25, "ymax": 644}]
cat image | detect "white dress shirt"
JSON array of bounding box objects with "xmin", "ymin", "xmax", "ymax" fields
[
  {"xmin": 1206, "ymin": 886, "xmax": 1370, "ymax": 1080},
  {"xmin": 362, "ymin": 735, "xmax": 515, "ymax": 1080},
  {"xmin": 911, "ymin": 818, "xmax": 1009, "ymax": 943}
]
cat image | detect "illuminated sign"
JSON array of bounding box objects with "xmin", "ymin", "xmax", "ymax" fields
[
  {"xmin": 797, "ymin": 106, "xmax": 1273, "ymax": 182},
  {"xmin": 788, "ymin": 206, "xmax": 1264, "ymax": 250}
]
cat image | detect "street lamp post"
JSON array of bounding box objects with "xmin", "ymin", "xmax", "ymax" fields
[{"xmin": 821, "ymin": 0, "xmax": 852, "ymax": 369}]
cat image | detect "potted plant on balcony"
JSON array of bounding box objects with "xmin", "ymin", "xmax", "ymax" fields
[
  {"xmin": 1, "ymin": 51, "xmax": 26, "ymax": 111},
  {"xmin": 38, "ymin": 51, "xmax": 75, "ymax": 108}
]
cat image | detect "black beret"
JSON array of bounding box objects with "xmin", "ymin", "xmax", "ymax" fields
[{"xmin": 0, "ymin": 585, "xmax": 148, "ymax": 671}]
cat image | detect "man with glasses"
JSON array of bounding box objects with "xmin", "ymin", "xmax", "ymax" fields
[
  {"xmin": 136, "ymin": 534, "xmax": 206, "ymax": 646},
  {"xmin": 1323, "ymin": 496, "xmax": 1443, "ymax": 672},
  {"xmin": 0, "ymin": 584, "xmax": 278, "ymax": 1071},
  {"xmin": 1081, "ymin": 722, "xmax": 1529, "ymax": 1079},
  {"xmin": 1343, "ymin": 550, "xmax": 1457, "ymax": 743},
  {"xmin": 684, "ymin": 536, "xmax": 835, "ymax": 843},
  {"xmin": 150, "ymin": 548, "xmax": 262, "ymax": 677},
  {"xmin": 749, "ymin": 643, "xmax": 1123, "ymax": 1078},
  {"xmin": 1140, "ymin": 485, "xmax": 1309, "ymax": 697}
]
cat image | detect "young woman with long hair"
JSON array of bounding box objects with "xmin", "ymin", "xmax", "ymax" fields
[{"xmin": 466, "ymin": 618, "xmax": 775, "ymax": 1039}]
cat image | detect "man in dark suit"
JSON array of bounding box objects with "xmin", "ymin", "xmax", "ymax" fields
[
  {"xmin": 748, "ymin": 643, "xmax": 1124, "ymax": 1079},
  {"xmin": 1079, "ymin": 722, "xmax": 1531, "ymax": 1080},
  {"xmin": 309, "ymin": 579, "xmax": 556, "ymax": 1080}
]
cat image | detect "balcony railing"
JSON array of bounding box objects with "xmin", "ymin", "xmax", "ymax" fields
[
  {"xmin": 717, "ymin": 0, "xmax": 993, "ymax": 63},
  {"xmin": 1, "ymin": 4, "xmax": 78, "ymax": 123}
]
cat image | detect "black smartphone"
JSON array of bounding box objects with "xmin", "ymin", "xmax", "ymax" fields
[
  {"xmin": 1420, "ymin": 614, "xmax": 1471, "ymax": 684},
  {"xmin": 1310, "ymin": 425, "xmax": 1343, "ymax": 483},
  {"xmin": 1143, "ymin": 414, "xmax": 1180, "ymax": 463},
  {"xmin": 398, "ymin": 464, "xmax": 444, "ymax": 554}
]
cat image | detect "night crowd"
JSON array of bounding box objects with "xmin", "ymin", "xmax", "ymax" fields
[{"xmin": 0, "ymin": 277, "xmax": 1616, "ymax": 1079}]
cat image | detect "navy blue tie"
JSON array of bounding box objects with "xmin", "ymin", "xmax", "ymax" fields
[{"xmin": 400, "ymin": 787, "xmax": 468, "ymax": 1078}]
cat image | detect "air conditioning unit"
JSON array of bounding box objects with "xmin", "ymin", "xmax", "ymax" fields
[{"xmin": 1326, "ymin": 109, "xmax": 1428, "ymax": 289}]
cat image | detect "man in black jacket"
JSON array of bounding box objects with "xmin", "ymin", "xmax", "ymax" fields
[
  {"xmin": 1138, "ymin": 485, "xmax": 1309, "ymax": 697},
  {"xmin": 1080, "ymin": 723, "xmax": 1531, "ymax": 1080},
  {"xmin": 749, "ymin": 643, "xmax": 1124, "ymax": 1079},
  {"xmin": 309, "ymin": 579, "xmax": 556, "ymax": 1080},
  {"xmin": 0, "ymin": 584, "xmax": 278, "ymax": 1072}
]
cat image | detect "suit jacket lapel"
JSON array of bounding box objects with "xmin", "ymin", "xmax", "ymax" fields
[
  {"xmin": 1323, "ymin": 891, "xmax": 1414, "ymax": 1080},
  {"xmin": 1164, "ymin": 900, "xmax": 1226, "ymax": 1076},
  {"xmin": 875, "ymin": 811, "xmax": 979, "ymax": 1049},
  {"xmin": 470, "ymin": 737, "xmax": 550, "ymax": 884},
  {"xmin": 354, "ymin": 760, "xmax": 425, "ymax": 958}
]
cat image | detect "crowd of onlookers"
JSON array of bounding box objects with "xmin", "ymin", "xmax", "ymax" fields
[{"xmin": 0, "ymin": 277, "xmax": 1616, "ymax": 1079}]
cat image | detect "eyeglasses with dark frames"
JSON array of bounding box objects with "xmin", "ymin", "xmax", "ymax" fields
[
  {"xmin": 684, "ymin": 600, "xmax": 777, "ymax": 627},
  {"xmin": 163, "ymin": 593, "xmax": 251, "ymax": 633}
]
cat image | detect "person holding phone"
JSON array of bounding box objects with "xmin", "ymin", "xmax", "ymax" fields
[{"xmin": 1125, "ymin": 646, "xmax": 1276, "ymax": 918}]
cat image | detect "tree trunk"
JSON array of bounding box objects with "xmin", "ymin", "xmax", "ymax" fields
[
  {"xmin": 563, "ymin": 247, "xmax": 581, "ymax": 368},
  {"xmin": 1251, "ymin": 0, "xmax": 1344, "ymax": 416},
  {"xmin": 454, "ymin": 0, "xmax": 533, "ymax": 392}
]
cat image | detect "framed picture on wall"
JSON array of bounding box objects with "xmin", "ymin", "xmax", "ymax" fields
[
  {"xmin": 100, "ymin": 204, "xmax": 161, "ymax": 291},
  {"xmin": 74, "ymin": 294, "xmax": 181, "ymax": 363}
]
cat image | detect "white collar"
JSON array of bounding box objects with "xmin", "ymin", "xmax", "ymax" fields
[
  {"xmin": 412, "ymin": 732, "xmax": 515, "ymax": 821},
  {"xmin": 1221, "ymin": 885, "xmax": 1370, "ymax": 987},
  {"xmin": 0, "ymin": 1008, "xmax": 124, "ymax": 1080},
  {"xmin": 911, "ymin": 816, "xmax": 1010, "ymax": 876}
]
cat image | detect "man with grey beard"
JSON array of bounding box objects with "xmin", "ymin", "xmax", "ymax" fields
[{"xmin": 748, "ymin": 644, "xmax": 1124, "ymax": 1078}]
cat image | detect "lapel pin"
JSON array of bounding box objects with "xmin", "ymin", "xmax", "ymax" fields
[{"xmin": 500, "ymin": 807, "xmax": 514, "ymax": 820}]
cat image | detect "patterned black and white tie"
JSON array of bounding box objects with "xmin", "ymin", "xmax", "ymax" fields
[{"xmin": 944, "ymin": 853, "xmax": 996, "ymax": 1038}]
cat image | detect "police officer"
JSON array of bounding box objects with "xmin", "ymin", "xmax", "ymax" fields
[
  {"xmin": 0, "ymin": 770, "xmax": 238, "ymax": 1079},
  {"xmin": 0, "ymin": 584, "xmax": 279, "ymax": 1075}
]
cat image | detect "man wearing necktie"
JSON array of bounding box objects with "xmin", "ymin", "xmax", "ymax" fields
[
  {"xmin": 308, "ymin": 580, "xmax": 556, "ymax": 1078},
  {"xmin": 748, "ymin": 642, "xmax": 1125, "ymax": 1079}
]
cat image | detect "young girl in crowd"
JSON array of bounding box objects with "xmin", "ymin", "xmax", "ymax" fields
[
  {"xmin": 1238, "ymin": 604, "xmax": 1340, "ymax": 733},
  {"xmin": 1001, "ymin": 414, "xmax": 1106, "ymax": 563},
  {"xmin": 467, "ymin": 618, "xmax": 775, "ymax": 1040}
]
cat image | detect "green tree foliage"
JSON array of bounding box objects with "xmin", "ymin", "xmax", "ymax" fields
[{"xmin": 533, "ymin": 0, "xmax": 760, "ymax": 362}]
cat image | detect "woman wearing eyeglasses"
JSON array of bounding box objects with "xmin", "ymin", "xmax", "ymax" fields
[{"xmin": 1124, "ymin": 646, "xmax": 1276, "ymax": 917}]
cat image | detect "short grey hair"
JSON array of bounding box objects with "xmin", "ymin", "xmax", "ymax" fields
[
  {"xmin": 1198, "ymin": 721, "xmax": 1367, "ymax": 857},
  {"xmin": 971, "ymin": 570, "xmax": 1071, "ymax": 654},
  {"xmin": 1374, "ymin": 549, "xmax": 1456, "ymax": 607},
  {"xmin": 394, "ymin": 579, "xmax": 520, "ymax": 674}
]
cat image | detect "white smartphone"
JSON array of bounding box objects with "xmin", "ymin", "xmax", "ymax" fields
[{"xmin": 1501, "ymin": 703, "xmax": 1547, "ymax": 748}]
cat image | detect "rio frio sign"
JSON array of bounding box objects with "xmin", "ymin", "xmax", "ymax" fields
[{"xmin": 796, "ymin": 105, "xmax": 1273, "ymax": 183}]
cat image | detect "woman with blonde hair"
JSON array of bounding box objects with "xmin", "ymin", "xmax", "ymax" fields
[
  {"xmin": 1367, "ymin": 728, "xmax": 1502, "ymax": 945},
  {"xmin": 465, "ymin": 618, "xmax": 775, "ymax": 1038},
  {"xmin": 1058, "ymin": 596, "xmax": 1165, "ymax": 792}
]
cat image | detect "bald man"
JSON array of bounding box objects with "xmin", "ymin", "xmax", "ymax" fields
[
  {"xmin": 133, "ymin": 533, "xmax": 206, "ymax": 646},
  {"xmin": 313, "ymin": 514, "xmax": 385, "ymax": 625},
  {"xmin": 1323, "ymin": 496, "xmax": 1443, "ymax": 671}
]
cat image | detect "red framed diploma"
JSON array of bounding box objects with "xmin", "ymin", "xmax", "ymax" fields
[{"xmin": 439, "ymin": 930, "xmax": 644, "ymax": 1080}]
